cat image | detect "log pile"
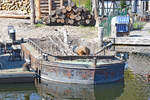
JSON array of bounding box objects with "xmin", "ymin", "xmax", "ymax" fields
[
  {"xmin": 0, "ymin": 0, "xmax": 31, "ymax": 15},
  {"xmin": 43, "ymin": 5, "xmax": 95, "ymax": 26}
]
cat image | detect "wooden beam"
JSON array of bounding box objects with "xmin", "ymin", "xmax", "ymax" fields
[
  {"xmin": 49, "ymin": 0, "xmax": 52, "ymax": 15},
  {"xmin": 30, "ymin": 0, "xmax": 36, "ymax": 24},
  {"xmin": 113, "ymin": 46, "xmax": 150, "ymax": 54},
  {"xmin": 60, "ymin": 0, "xmax": 64, "ymax": 8},
  {"xmin": 110, "ymin": 37, "xmax": 150, "ymax": 46},
  {"xmin": 0, "ymin": 15, "xmax": 30, "ymax": 19},
  {"xmin": 37, "ymin": 0, "xmax": 41, "ymax": 20}
]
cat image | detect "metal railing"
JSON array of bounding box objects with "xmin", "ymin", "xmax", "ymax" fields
[{"xmin": 27, "ymin": 38, "xmax": 55, "ymax": 57}]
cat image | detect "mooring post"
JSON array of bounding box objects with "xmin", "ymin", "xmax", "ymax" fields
[
  {"xmin": 98, "ymin": 27, "xmax": 104, "ymax": 48},
  {"xmin": 93, "ymin": 57, "xmax": 97, "ymax": 67},
  {"xmin": 30, "ymin": 0, "xmax": 36, "ymax": 24}
]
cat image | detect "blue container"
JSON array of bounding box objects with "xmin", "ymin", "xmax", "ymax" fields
[
  {"xmin": 116, "ymin": 16, "xmax": 129, "ymax": 32},
  {"xmin": 116, "ymin": 24, "xmax": 128, "ymax": 32},
  {"xmin": 116, "ymin": 16, "xmax": 130, "ymax": 24}
]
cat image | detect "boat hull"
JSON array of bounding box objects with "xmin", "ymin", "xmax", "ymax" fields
[
  {"xmin": 40, "ymin": 62, "xmax": 125, "ymax": 84},
  {"xmin": 21, "ymin": 42, "xmax": 125, "ymax": 84}
]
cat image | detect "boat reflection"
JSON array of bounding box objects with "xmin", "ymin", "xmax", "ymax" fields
[
  {"xmin": 36, "ymin": 79, "xmax": 124, "ymax": 100},
  {"xmin": 0, "ymin": 83, "xmax": 39, "ymax": 100}
]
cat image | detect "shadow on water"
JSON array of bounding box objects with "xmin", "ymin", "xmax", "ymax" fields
[
  {"xmin": 35, "ymin": 79, "xmax": 124, "ymax": 100},
  {"xmin": 0, "ymin": 83, "xmax": 41, "ymax": 100}
]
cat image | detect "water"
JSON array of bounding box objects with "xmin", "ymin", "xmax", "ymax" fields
[{"xmin": 0, "ymin": 53, "xmax": 150, "ymax": 100}]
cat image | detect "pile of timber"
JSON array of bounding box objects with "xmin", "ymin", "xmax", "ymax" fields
[
  {"xmin": 43, "ymin": 6, "xmax": 95, "ymax": 26},
  {"xmin": 0, "ymin": 0, "xmax": 30, "ymax": 15}
]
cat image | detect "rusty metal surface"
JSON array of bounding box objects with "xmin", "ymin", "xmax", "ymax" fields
[{"xmin": 40, "ymin": 62, "xmax": 125, "ymax": 84}]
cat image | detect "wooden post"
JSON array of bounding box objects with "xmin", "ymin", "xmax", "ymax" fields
[
  {"xmin": 49, "ymin": 0, "xmax": 52, "ymax": 15},
  {"xmin": 95, "ymin": 0, "xmax": 99, "ymax": 18},
  {"xmin": 60, "ymin": 0, "xmax": 64, "ymax": 8},
  {"xmin": 30, "ymin": 0, "xmax": 36, "ymax": 24},
  {"xmin": 93, "ymin": 0, "xmax": 99, "ymax": 27},
  {"xmin": 98, "ymin": 27, "xmax": 104, "ymax": 47},
  {"xmin": 37, "ymin": 0, "xmax": 41, "ymax": 20}
]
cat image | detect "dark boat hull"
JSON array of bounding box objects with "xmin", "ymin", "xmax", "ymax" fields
[{"xmin": 40, "ymin": 62, "xmax": 125, "ymax": 84}]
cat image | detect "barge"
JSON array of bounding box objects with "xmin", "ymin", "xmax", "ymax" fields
[{"xmin": 21, "ymin": 37, "xmax": 125, "ymax": 84}]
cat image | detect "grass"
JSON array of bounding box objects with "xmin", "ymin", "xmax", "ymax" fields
[
  {"xmin": 79, "ymin": 25, "xmax": 96, "ymax": 30},
  {"xmin": 72, "ymin": 0, "xmax": 92, "ymax": 11},
  {"xmin": 124, "ymin": 69, "xmax": 135, "ymax": 80},
  {"xmin": 133, "ymin": 22, "xmax": 146, "ymax": 30},
  {"xmin": 35, "ymin": 23, "xmax": 44, "ymax": 27}
]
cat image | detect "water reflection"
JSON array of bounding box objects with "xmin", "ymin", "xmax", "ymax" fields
[
  {"xmin": 36, "ymin": 79, "xmax": 124, "ymax": 100},
  {"xmin": 0, "ymin": 83, "xmax": 41, "ymax": 100}
]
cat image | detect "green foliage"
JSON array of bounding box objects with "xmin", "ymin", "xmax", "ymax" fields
[
  {"xmin": 84, "ymin": 0, "xmax": 92, "ymax": 11},
  {"xmin": 133, "ymin": 22, "xmax": 145, "ymax": 30},
  {"xmin": 35, "ymin": 23, "xmax": 44, "ymax": 27},
  {"xmin": 120, "ymin": 0, "xmax": 126, "ymax": 9},
  {"xmin": 72, "ymin": 0, "xmax": 92, "ymax": 11},
  {"xmin": 79, "ymin": 25, "xmax": 95, "ymax": 30}
]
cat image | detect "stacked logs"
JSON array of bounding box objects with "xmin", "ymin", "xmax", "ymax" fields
[
  {"xmin": 43, "ymin": 6, "xmax": 95, "ymax": 26},
  {"xmin": 0, "ymin": 0, "xmax": 31, "ymax": 15}
]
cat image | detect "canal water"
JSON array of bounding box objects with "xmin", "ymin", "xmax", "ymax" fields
[{"xmin": 0, "ymin": 53, "xmax": 150, "ymax": 100}]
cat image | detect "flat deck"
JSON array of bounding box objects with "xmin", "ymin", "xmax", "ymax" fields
[
  {"xmin": 112, "ymin": 46, "xmax": 150, "ymax": 53},
  {"xmin": 0, "ymin": 51, "xmax": 35, "ymax": 83},
  {"xmin": 0, "ymin": 68, "xmax": 34, "ymax": 83},
  {"xmin": 110, "ymin": 37, "xmax": 150, "ymax": 46}
]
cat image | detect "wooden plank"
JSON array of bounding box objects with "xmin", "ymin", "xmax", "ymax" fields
[
  {"xmin": 113, "ymin": 46, "xmax": 150, "ymax": 54},
  {"xmin": 111, "ymin": 37, "xmax": 150, "ymax": 46},
  {"xmin": 0, "ymin": 15, "xmax": 30, "ymax": 19}
]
